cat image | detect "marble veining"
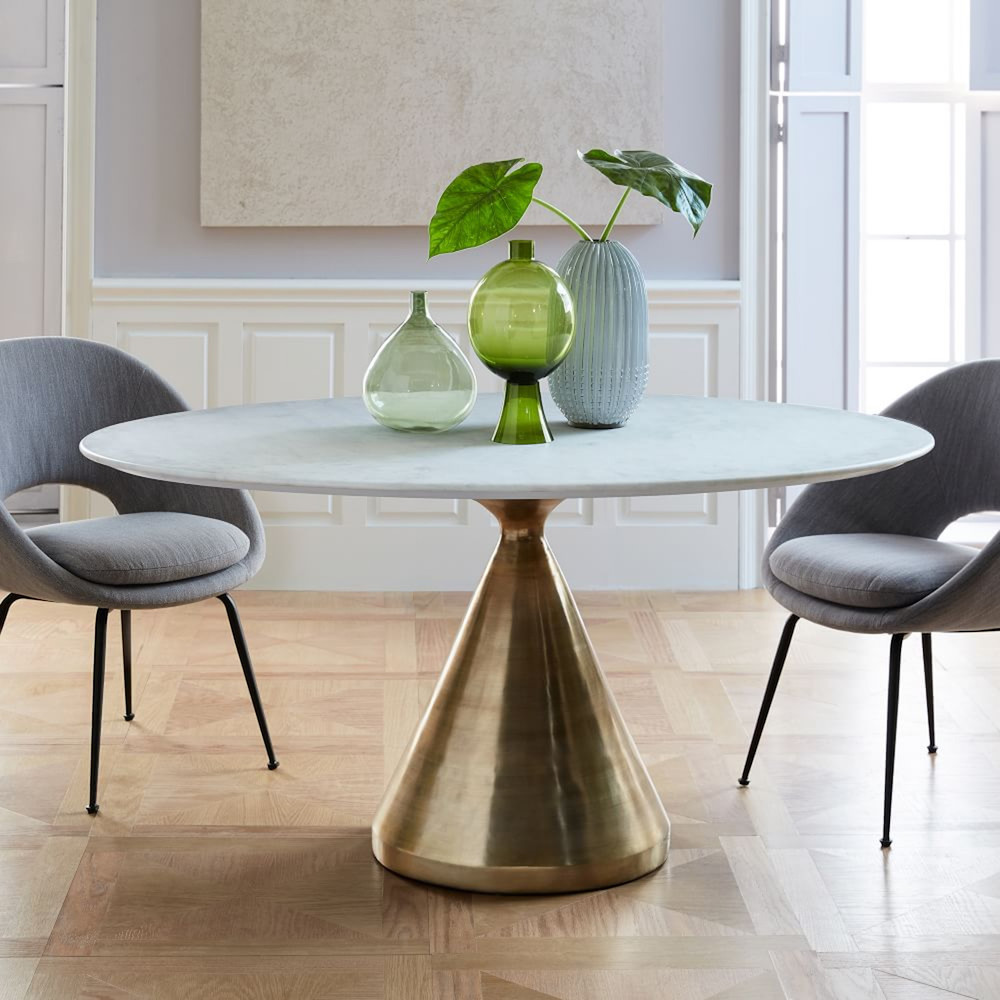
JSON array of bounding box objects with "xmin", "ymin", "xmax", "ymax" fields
[{"xmin": 80, "ymin": 396, "xmax": 934, "ymax": 501}]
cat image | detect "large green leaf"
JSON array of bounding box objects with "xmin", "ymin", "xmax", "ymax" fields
[
  {"xmin": 579, "ymin": 149, "xmax": 712, "ymax": 235},
  {"xmin": 428, "ymin": 158, "xmax": 542, "ymax": 257}
]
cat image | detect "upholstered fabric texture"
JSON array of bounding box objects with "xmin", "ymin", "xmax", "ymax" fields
[
  {"xmin": 769, "ymin": 533, "xmax": 977, "ymax": 609},
  {"xmin": 762, "ymin": 360, "xmax": 1000, "ymax": 634},
  {"xmin": 27, "ymin": 513, "xmax": 251, "ymax": 586},
  {"xmin": 0, "ymin": 337, "xmax": 265, "ymax": 609}
]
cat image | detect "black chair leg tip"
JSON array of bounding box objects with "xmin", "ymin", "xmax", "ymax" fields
[
  {"xmin": 928, "ymin": 745, "xmax": 938, "ymax": 753},
  {"xmin": 267, "ymin": 760, "xmax": 280, "ymax": 770},
  {"xmin": 880, "ymin": 838, "xmax": 892, "ymax": 849},
  {"xmin": 86, "ymin": 804, "xmax": 99, "ymax": 815},
  {"xmin": 737, "ymin": 778, "xmax": 750, "ymax": 787},
  {"xmin": 124, "ymin": 713, "xmax": 135, "ymax": 722}
]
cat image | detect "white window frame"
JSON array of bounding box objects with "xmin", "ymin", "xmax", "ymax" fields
[{"xmin": 858, "ymin": 0, "xmax": 975, "ymax": 414}]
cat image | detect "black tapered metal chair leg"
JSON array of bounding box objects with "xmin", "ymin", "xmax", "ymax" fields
[
  {"xmin": 881, "ymin": 634, "xmax": 905, "ymax": 848},
  {"xmin": 121, "ymin": 610, "xmax": 134, "ymax": 721},
  {"xmin": 0, "ymin": 593, "xmax": 25, "ymax": 636},
  {"xmin": 922, "ymin": 633, "xmax": 937, "ymax": 753},
  {"xmin": 739, "ymin": 614, "xmax": 800, "ymax": 786},
  {"xmin": 218, "ymin": 593, "xmax": 279, "ymax": 770},
  {"xmin": 87, "ymin": 608, "xmax": 110, "ymax": 815}
]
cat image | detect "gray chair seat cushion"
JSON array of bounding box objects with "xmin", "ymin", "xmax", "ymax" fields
[
  {"xmin": 26, "ymin": 512, "xmax": 250, "ymax": 586},
  {"xmin": 769, "ymin": 533, "xmax": 978, "ymax": 609}
]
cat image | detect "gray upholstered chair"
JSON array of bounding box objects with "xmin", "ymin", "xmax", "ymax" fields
[
  {"xmin": 740, "ymin": 360, "xmax": 1000, "ymax": 847},
  {"xmin": 0, "ymin": 337, "xmax": 278, "ymax": 815}
]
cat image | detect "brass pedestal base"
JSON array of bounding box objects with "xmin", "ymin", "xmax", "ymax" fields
[{"xmin": 371, "ymin": 499, "xmax": 670, "ymax": 894}]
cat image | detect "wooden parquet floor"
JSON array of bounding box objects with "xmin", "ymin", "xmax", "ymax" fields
[{"xmin": 1, "ymin": 589, "xmax": 1000, "ymax": 998}]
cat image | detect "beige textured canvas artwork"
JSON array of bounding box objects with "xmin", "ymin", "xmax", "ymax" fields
[{"xmin": 200, "ymin": 0, "xmax": 664, "ymax": 227}]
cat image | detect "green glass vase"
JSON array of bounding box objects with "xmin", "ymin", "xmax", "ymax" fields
[
  {"xmin": 363, "ymin": 291, "xmax": 477, "ymax": 433},
  {"xmin": 467, "ymin": 240, "xmax": 575, "ymax": 444}
]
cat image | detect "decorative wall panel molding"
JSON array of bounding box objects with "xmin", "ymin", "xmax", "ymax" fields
[
  {"xmin": 783, "ymin": 97, "xmax": 860, "ymax": 412},
  {"xmin": 88, "ymin": 278, "xmax": 741, "ymax": 590},
  {"xmin": 200, "ymin": 0, "xmax": 663, "ymax": 227},
  {"xmin": 785, "ymin": 0, "xmax": 860, "ymax": 92},
  {"xmin": 0, "ymin": 88, "xmax": 63, "ymax": 338},
  {"xmin": 0, "ymin": 0, "xmax": 64, "ymax": 85}
]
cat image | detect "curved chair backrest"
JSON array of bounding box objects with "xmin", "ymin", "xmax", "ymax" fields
[
  {"xmin": 0, "ymin": 337, "xmax": 189, "ymax": 502},
  {"xmin": 767, "ymin": 360, "xmax": 1000, "ymax": 556},
  {"xmin": 0, "ymin": 337, "xmax": 263, "ymax": 602}
]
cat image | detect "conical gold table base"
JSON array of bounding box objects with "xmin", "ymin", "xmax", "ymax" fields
[{"xmin": 372, "ymin": 499, "xmax": 669, "ymax": 894}]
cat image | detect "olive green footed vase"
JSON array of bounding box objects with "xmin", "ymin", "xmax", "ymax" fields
[{"xmin": 467, "ymin": 240, "xmax": 575, "ymax": 444}]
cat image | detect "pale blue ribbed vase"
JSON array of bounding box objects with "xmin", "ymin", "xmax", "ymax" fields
[{"xmin": 549, "ymin": 240, "xmax": 648, "ymax": 428}]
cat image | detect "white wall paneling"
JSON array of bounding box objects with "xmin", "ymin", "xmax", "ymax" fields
[
  {"xmin": 0, "ymin": 0, "xmax": 64, "ymax": 84},
  {"xmin": 87, "ymin": 280, "xmax": 741, "ymax": 590},
  {"xmin": 783, "ymin": 97, "xmax": 860, "ymax": 411},
  {"xmin": 971, "ymin": 0, "xmax": 1000, "ymax": 91},
  {"xmin": 118, "ymin": 325, "xmax": 218, "ymax": 409},
  {"xmin": 781, "ymin": 96, "xmax": 859, "ymax": 514},
  {"xmin": 244, "ymin": 325, "xmax": 344, "ymax": 528},
  {"xmin": 5, "ymin": 482, "xmax": 59, "ymax": 529},
  {"xmin": 0, "ymin": 87, "xmax": 63, "ymax": 339},
  {"xmin": 785, "ymin": 0, "xmax": 860, "ymax": 92},
  {"xmin": 738, "ymin": 0, "xmax": 771, "ymax": 588},
  {"xmin": 1, "ymin": 1, "xmax": 65, "ymax": 521}
]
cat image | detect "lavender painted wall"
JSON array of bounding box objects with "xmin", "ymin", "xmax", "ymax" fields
[{"xmin": 94, "ymin": 0, "xmax": 740, "ymax": 280}]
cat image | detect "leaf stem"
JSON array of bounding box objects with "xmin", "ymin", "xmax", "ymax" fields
[
  {"xmin": 530, "ymin": 197, "xmax": 593, "ymax": 241},
  {"xmin": 599, "ymin": 188, "xmax": 631, "ymax": 242}
]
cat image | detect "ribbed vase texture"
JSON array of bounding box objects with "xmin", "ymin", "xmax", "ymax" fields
[{"xmin": 549, "ymin": 241, "xmax": 648, "ymax": 428}]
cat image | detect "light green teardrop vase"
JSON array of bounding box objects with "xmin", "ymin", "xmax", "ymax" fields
[{"xmin": 364, "ymin": 291, "xmax": 477, "ymax": 433}]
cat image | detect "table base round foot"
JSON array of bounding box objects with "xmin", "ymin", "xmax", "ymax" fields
[
  {"xmin": 371, "ymin": 499, "xmax": 670, "ymax": 895},
  {"xmin": 372, "ymin": 838, "xmax": 669, "ymax": 896}
]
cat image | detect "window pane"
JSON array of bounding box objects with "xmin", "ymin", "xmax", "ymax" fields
[
  {"xmin": 864, "ymin": 366, "xmax": 946, "ymax": 413},
  {"xmin": 865, "ymin": 239, "xmax": 951, "ymax": 362},
  {"xmin": 865, "ymin": 0, "xmax": 953, "ymax": 84},
  {"xmin": 865, "ymin": 104, "xmax": 951, "ymax": 235},
  {"xmin": 952, "ymin": 0, "xmax": 971, "ymax": 87}
]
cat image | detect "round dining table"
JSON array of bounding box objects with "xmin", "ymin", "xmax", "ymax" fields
[{"xmin": 81, "ymin": 394, "xmax": 933, "ymax": 894}]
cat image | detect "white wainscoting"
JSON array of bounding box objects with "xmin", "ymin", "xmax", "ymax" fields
[{"xmin": 85, "ymin": 279, "xmax": 741, "ymax": 591}]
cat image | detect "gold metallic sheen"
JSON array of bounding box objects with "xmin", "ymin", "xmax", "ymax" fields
[{"xmin": 371, "ymin": 499, "xmax": 670, "ymax": 893}]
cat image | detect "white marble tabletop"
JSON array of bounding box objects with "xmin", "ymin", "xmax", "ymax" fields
[{"xmin": 80, "ymin": 395, "xmax": 933, "ymax": 500}]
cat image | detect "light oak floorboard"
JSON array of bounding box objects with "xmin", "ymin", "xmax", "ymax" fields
[{"xmin": 0, "ymin": 591, "xmax": 995, "ymax": 996}]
